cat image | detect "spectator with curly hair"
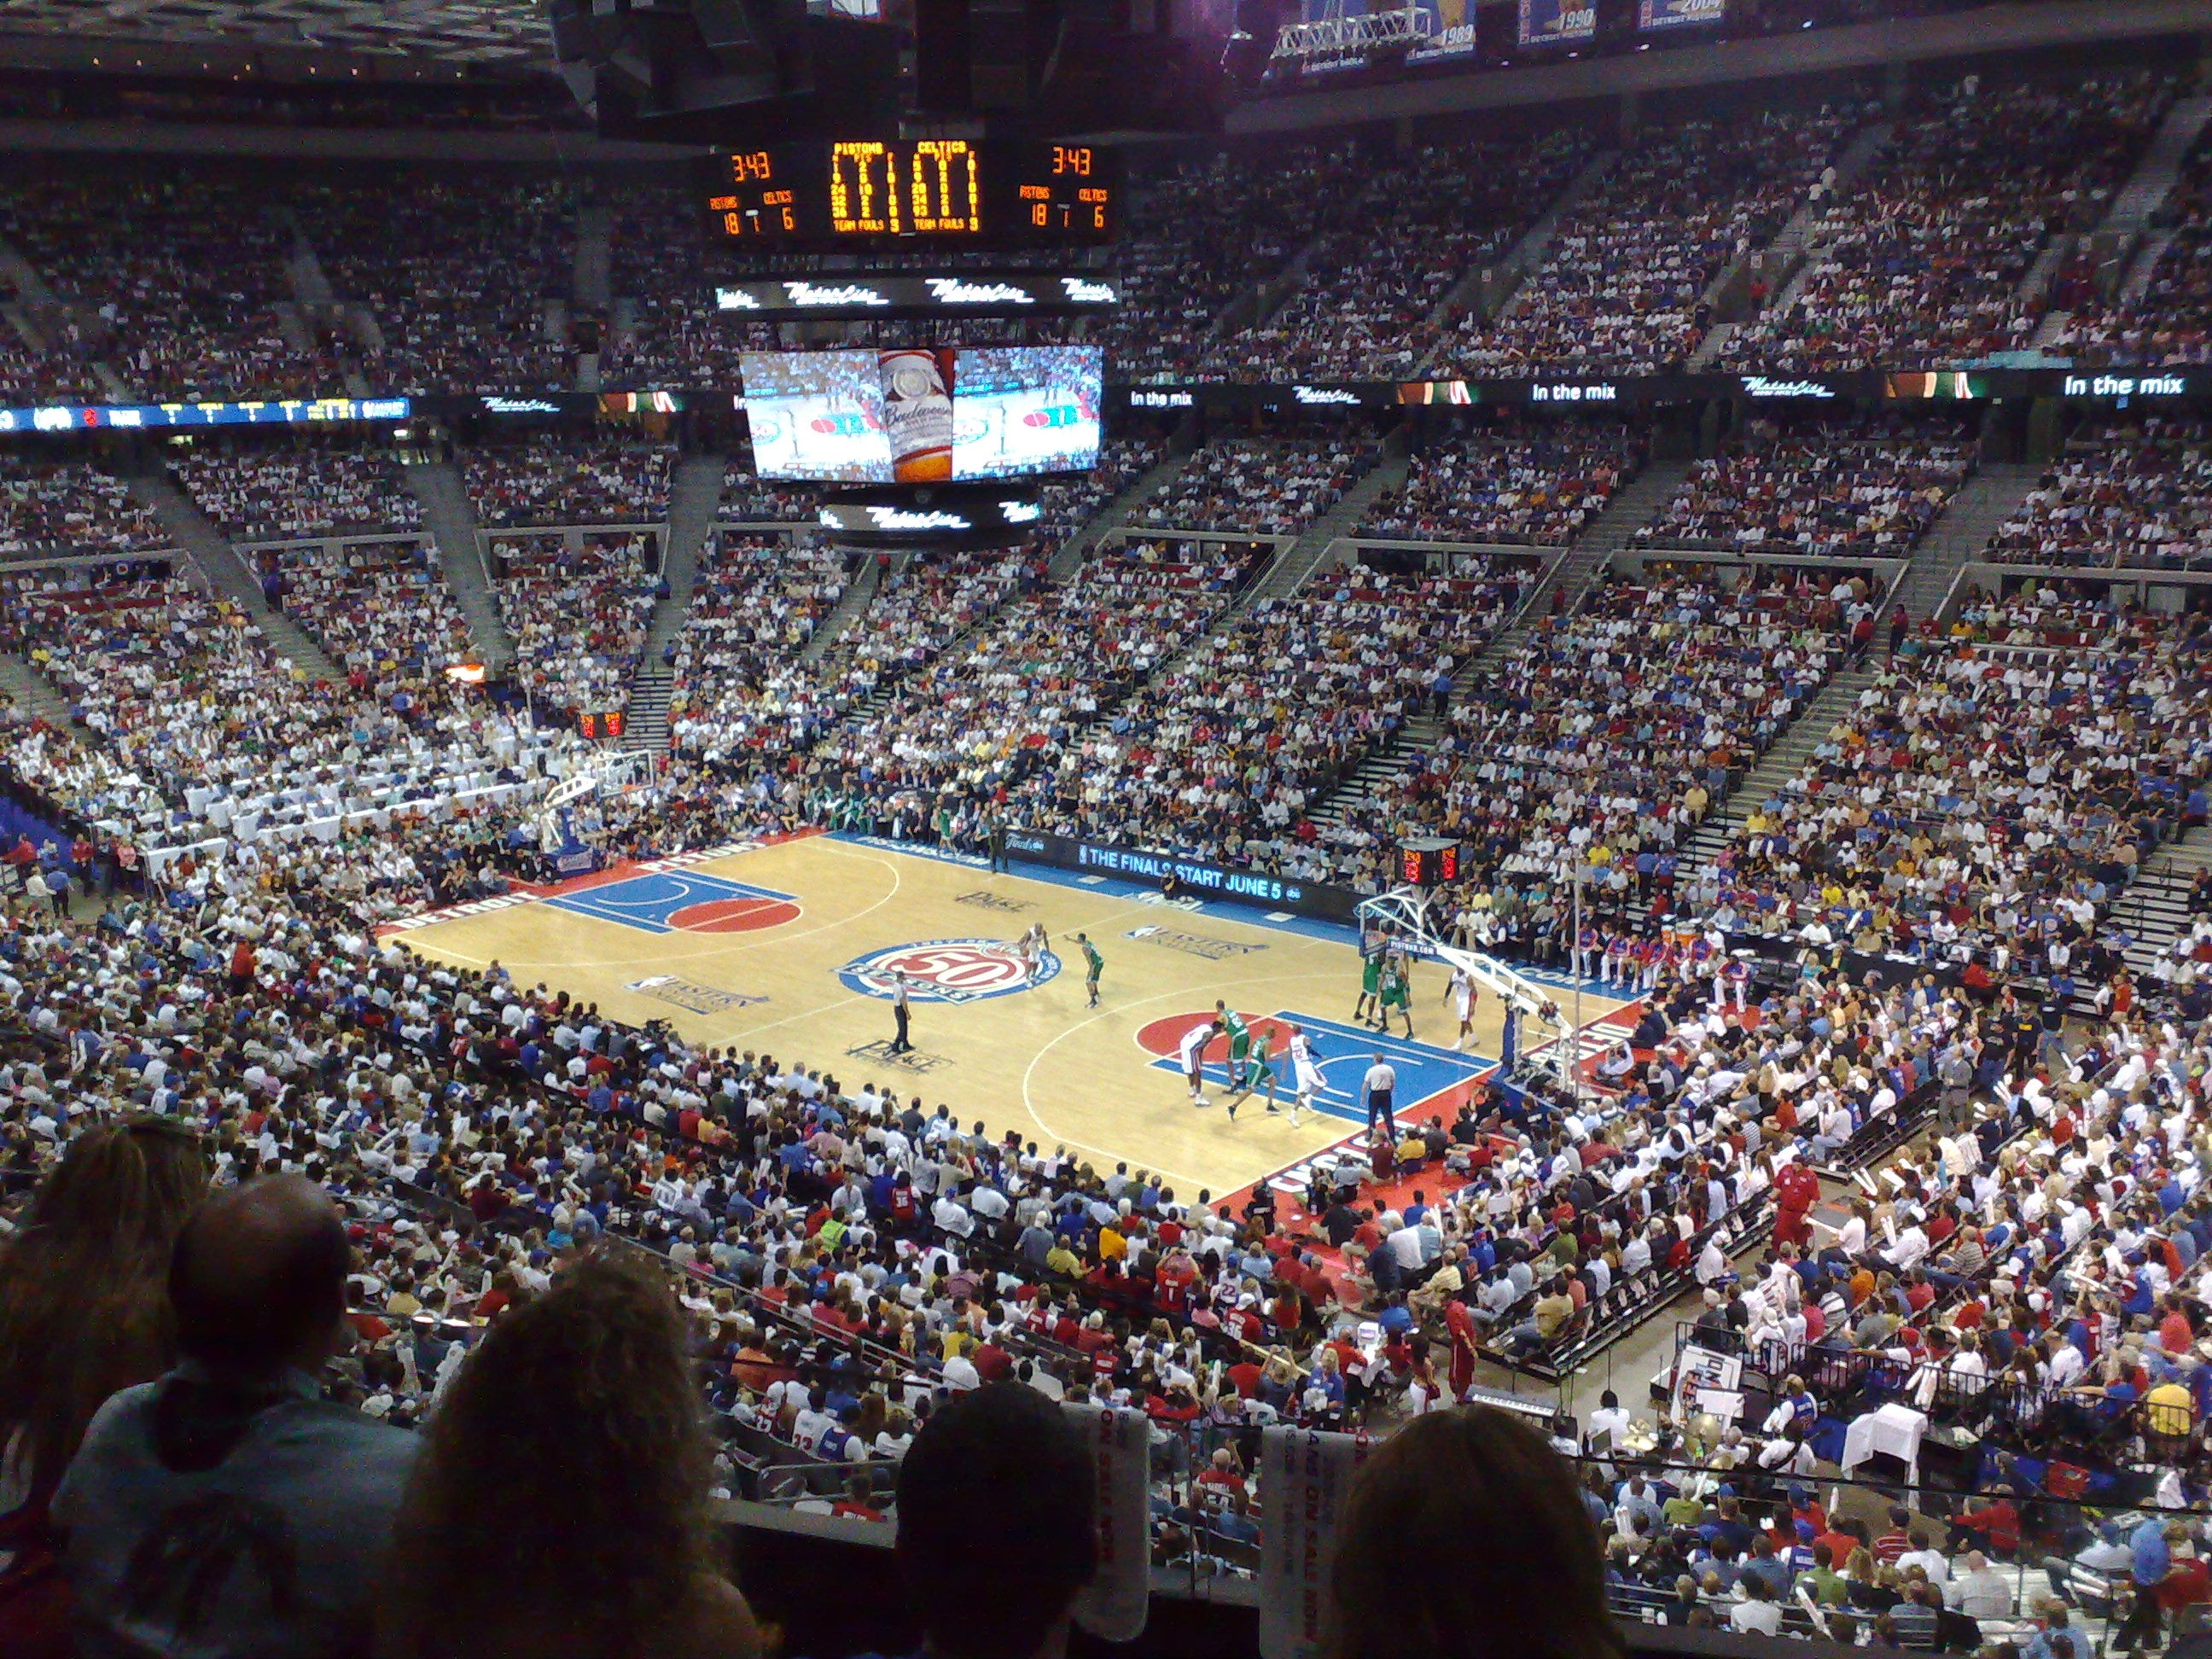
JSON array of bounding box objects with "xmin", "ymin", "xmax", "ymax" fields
[
  {"xmin": 0, "ymin": 1118, "xmax": 208, "ymax": 1659},
  {"xmin": 380, "ymin": 1249, "xmax": 760, "ymax": 1659}
]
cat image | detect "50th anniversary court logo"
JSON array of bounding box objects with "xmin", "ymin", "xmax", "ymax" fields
[{"xmin": 838, "ymin": 938, "xmax": 1060, "ymax": 1004}]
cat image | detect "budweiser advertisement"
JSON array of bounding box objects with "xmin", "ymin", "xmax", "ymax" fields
[{"xmin": 738, "ymin": 346, "xmax": 1101, "ymax": 484}]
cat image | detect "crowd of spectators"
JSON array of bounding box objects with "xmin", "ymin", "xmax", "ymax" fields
[
  {"xmin": 1446, "ymin": 108, "xmax": 1858, "ymax": 377},
  {"xmin": 2, "ymin": 432, "xmax": 2212, "ymax": 1658},
  {"xmin": 1362, "ymin": 421, "xmax": 1644, "ymax": 545},
  {"xmin": 1332, "ymin": 571, "xmax": 1861, "ymax": 894},
  {"xmin": 1636, "ymin": 418, "xmax": 1975, "ymax": 557},
  {"xmin": 172, "ymin": 445, "xmax": 423, "ymax": 543},
  {"xmin": 1723, "ymin": 73, "xmax": 2174, "ymax": 372},
  {"xmin": 0, "ymin": 166, "xmax": 340, "ymax": 401},
  {"xmin": 1138, "ymin": 427, "xmax": 1382, "ymax": 536},
  {"xmin": 0, "ymin": 317, "xmax": 105, "ymax": 405},
  {"xmin": 5, "ymin": 565, "xmax": 567, "ymax": 855},
  {"xmin": 465, "ymin": 438, "xmax": 672, "ymax": 528},
  {"xmin": 1988, "ymin": 419, "xmax": 2212, "ymax": 568},
  {"xmin": 1093, "ymin": 144, "xmax": 1371, "ymax": 382},
  {"xmin": 261, "ymin": 540, "xmax": 475, "ymax": 694},
  {"xmin": 294, "ymin": 173, "xmax": 577, "ymax": 396},
  {"xmin": 668, "ymin": 534, "xmax": 850, "ymax": 765},
  {"xmin": 718, "ymin": 453, "xmax": 817, "ymax": 526},
  {"xmin": 602, "ymin": 180, "xmax": 778, "ymax": 390},
  {"xmin": 0, "ymin": 456, "xmax": 168, "ymax": 559},
  {"xmin": 2046, "ymin": 130, "xmax": 2212, "ymax": 367},
  {"xmin": 2, "ymin": 753, "xmax": 2209, "ymax": 1653},
  {"xmin": 1004, "ymin": 555, "xmax": 1517, "ymax": 858},
  {"xmin": 1201, "ymin": 131, "xmax": 1591, "ymax": 382},
  {"xmin": 788, "ymin": 538, "xmax": 1265, "ymax": 836},
  {"xmin": 1711, "ymin": 594, "xmax": 2210, "ymax": 963},
  {"xmin": 493, "ymin": 533, "xmax": 659, "ymax": 719}
]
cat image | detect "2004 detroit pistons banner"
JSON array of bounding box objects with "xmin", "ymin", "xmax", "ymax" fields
[{"xmin": 1639, "ymin": 0, "xmax": 1726, "ymax": 29}]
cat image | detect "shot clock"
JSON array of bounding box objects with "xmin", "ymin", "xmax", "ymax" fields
[
  {"xmin": 702, "ymin": 140, "xmax": 1118, "ymax": 245},
  {"xmin": 1400, "ymin": 838, "xmax": 1461, "ymax": 888}
]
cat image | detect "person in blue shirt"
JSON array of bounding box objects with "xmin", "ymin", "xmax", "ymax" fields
[{"xmin": 2118, "ymin": 1516, "xmax": 2180, "ymax": 1652}]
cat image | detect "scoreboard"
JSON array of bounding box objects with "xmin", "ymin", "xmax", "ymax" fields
[
  {"xmin": 1400, "ymin": 838, "xmax": 1460, "ymax": 889},
  {"xmin": 705, "ymin": 141, "xmax": 1119, "ymax": 246}
]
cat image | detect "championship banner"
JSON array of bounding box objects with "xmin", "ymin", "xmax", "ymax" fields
[
  {"xmin": 1066, "ymin": 1404, "xmax": 1152, "ymax": 1642},
  {"xmin": 1639, "ymin": 0, "xmax": 1726, "ymax": 29},
  {"xmin": 1258, "ymin": 1426, "xmax": 1371, "ymax": 1659},
  {"xmin": 1518, "ymin": 0, "xmax": 1596, "ymax": 47}
]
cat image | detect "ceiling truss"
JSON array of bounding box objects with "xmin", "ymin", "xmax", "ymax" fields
[{"xmin": 0, "ymin": 0, "xmax": 553, "ymax": 64}]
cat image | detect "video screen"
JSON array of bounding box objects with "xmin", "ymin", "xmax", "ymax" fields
[
  {"xmin": 951, "ymin": 346, "xmax": 1103, "ymax": 480},
  {"xmin": 739, "ymin": 346, "xmax": 1103, "ymax": 483},
  {"xmin": 737, "ymin": 350, "xmax": 892, "ymax": 484}
]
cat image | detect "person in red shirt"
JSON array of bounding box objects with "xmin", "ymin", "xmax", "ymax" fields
[
  {"xmin": 1194, "ymin": 1448, "xmax": 1249, "ymax": 1516},
  {"xmin": 830, "ymin": 1474, "xmax": 886, "ymax": 1522},
  {"xmin": 973, "ymin": 1339, "xmax": 1015, "ymax": 1384},
  {"xmin": 1816, "ymin": 1523, "xmax": 1864, "ymax": 1574},
  {"xmin": 1773, "ymin": 1158, "xmax": 1820, "ymax": 1249},
  {"xmin": 1426, "ymin": 1296, "xmax": 1472, "ymax": 1401},
  {"xmin": 2157, "ymin": 1297, "xmax": 2197, "ymax": 1359},
  {"xmin": 1873, "ymin": 1508, "xmax": 1912, "ymax": 1563},
  {"xmin": 1949, "ymin": 1487, "xmax": 2019, "ymax": 1557}
]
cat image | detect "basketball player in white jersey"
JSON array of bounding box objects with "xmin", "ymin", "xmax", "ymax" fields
[
  {"xmin": 1016, "ymin": 922, "xmax": 1046, "ymax": 979},
  {"xmin": 1446, "ymin": 963, "xmax": 1479, "ymax": 1051},
  {"xmin": 1286, "ymin": 1022, "xmax": 1323, "ymax": 1127},
  {"xmin": 1179, "ymin": 1016, "xmax": 1223, "ymax": 1107}
]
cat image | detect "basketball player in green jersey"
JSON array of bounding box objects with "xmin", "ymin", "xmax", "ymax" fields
[
  {"xmin": 1225, "ymin": 1030, "xmax": 1278, "ymax": 1121},
  {"xmin": 1354, "ymin": 933, "xmax": 1385, "ymax": 1027},
  {"xmin": 1214, "ymin": 1000, "xmax": 1251, "ymax": 1082},
  {"xmin": 1069, "ymin": 931, "xmax": 1104, "ymax": 1007},
  {"xmin": 1377, "ymin": 952, "xmax": 1415, "ymax": 1039}
]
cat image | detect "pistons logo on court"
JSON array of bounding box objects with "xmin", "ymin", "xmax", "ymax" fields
[{"xmin": 838, "ymin": 939, "xmax": 1058, "ymax": 1004}]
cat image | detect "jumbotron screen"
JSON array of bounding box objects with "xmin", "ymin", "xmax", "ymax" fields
[{"xmin": 738, "ymin": 346, "xmax": 1103, "ymax": 485}]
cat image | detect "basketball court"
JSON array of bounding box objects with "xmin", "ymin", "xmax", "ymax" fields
[{"xmin": 384, "ymin": 830, "xmax": 1639, "ymax": 1200}]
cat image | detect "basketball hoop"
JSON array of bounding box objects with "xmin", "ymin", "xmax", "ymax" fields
[{"xmin": 1355, "ymin": 885, "xmax": 1564, "ymax": 1033}]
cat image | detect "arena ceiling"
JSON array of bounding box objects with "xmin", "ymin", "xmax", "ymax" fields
[{"xmin": 0, "ymin": 0, "xmax": 551, "ymax": 65}]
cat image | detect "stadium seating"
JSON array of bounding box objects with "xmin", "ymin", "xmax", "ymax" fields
[
  {"xmin": 1138, "ymin": 429, "xmax": 1382, "ymax": 535},
  {"xmin": 0, "ymin": 167, "xmax": 339, "ymax": 400},
  {"xmin": 172, "ymin": 446, "xmax": 423, "ymax": 543},
  {"xmin": 1634, "ymin": 417, "xmax": 1975, "ymax": 556},
  {"xmin": 669, "ymin": 533, "xmax": 850, "ymax": 765},
  {"xmin": 1093, "ymin": 144, "xmax": 1371, "ymax": 383},
  {"xmin": 492, "ymin": 533, "xmax": 658, "ymax": 718},
  {"xmin": 1361, "ymin": 422, "xmax": 1644, "ymax": 545},
  {"xmin": 293, "ymin": 173, "xmax": 578, "ymax": 395},
  {"xmin": 1987, "ymin": 418, "xmax": 2212, "ymax": 568},
  {"xmin": 1443, "ymin": 108, "xmax": 1859, "ymax": 376},
  {"xmin": 1024, "ymin": 556, "xmax": 1518, "ymax": 855},
  {"xmin": 1338, "ymin": 573, "xmax": 1857, "ymax": 894},
  {"xmin": 1723, "ymin": 72, "xmax": 2174, "ymax": 371},
  {"xmin": 1201, "ymin": 131, "xmax": 1592, "ymax": 381},
  {"xmin": 465, "ymin": 438, "xmax": 673, "ymax": 528},
  {"xmin": 2047, "ymin": 129, "xmax": 2212, "ymax": 366},
  {"xmin": 0, "ymin": 456, "xmax": 168, "ymax": 558},
  {"xmin": 1718, "ymin": 602, "xmax": 2206, "ymax": 957}
]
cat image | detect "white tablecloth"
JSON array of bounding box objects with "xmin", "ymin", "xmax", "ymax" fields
[{"xmin": 1841, "ymin": 1402, "xmax": 1927, "ymax": 1481}]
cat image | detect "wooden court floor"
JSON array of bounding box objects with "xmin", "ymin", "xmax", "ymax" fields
[{"xmin": 388, "ymin": 834, "xmax": 1637, "ymax": 1200}]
